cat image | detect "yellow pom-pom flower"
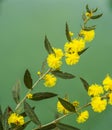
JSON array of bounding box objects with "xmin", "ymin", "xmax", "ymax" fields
[
  {"xmin": 80, "ymin": 29, "xmax": 95, "ymax": 42},
  {"xmin": 76, "ymin": 110, "xmax": 89, "ymax": 123},
  {"xmin": 44, "ymin": 74, "xmax": 57, "ymax": 87},
  {"xmin": 57, "ymin": 100, "xmax": 69, "ymax": 114},
  {"xmin": 47, "ymin": 54, "xmax": 62, "ymax": 69},
  {"xmin": 26, "ymin": 93, "xmax": 33, "ymax": 99},
  {"xmin": 8, "ymin": 113, "xmax": 24, "ymax": 126},
  {"xmin": 53, "ymin": 48, "xmax": 64, "ymax": 59},
  {"xmin": 65, "ymin": 53, "xmax": 80, "ymax": 65},
  {"xmin": 103, "ymin": 74, "xmax": 112, "ymax": 91},
  {"xmin": 88, "ymin": 84, "xmax": 104, "ymax": 97},
  {"xmin": 91, "ymin": 96, "xmax": 107, "ymax": 113},
  {"xmin": 69, "ymin": 31, "xmax": 74, "ymax": 37}
]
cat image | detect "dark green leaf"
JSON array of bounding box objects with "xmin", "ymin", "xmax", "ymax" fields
[
  {"xmin": 20, "ymin": 107, "xmax": 35, "ymax": 117},
  {"xmin": 0, "ymin": 106, "xmax": 3, "ymax": 130},
  {"xmin": 3, "ymin": 107, "xmax": 9, "ymax": 130},
  {"xmin": 66, "ymin": 22, "xmax": 72, "ymax": 42},
  {"xmin": 82, "ymin": 13, "xmax": 86, "ymax": 21},
  {"xmin": 16, "ymin": 120, "xmax": 31, "ymax": 130},
  {"xmin": 12, "ymin": 80, "xmax": 20, "ymax": 104},
  {"xmin": 24, "ymin": 102, "xmax": 41, "ymax": 125},
  {"xmin": 83, "ymin": 25, "xmax": 96, "ymax": 31},
  {"xmin": 34, "ymin": 123, "xmax": 56, "ymax": 130},
  {"xmin": 24, "ymin": 69, "xmax": 33, "ymax": 89},
  {"xmin": 78, "ymin": 47, "xmax": 89, "ymax": 55},
  {"xmin": 30, "ymin": 92, "xmax": 57, "ymax": 101},
  {"xmin": 44, "ymin": 36, "xmax": 54, "ymax": 54},
  {"xmin": 80, "ymin": 77, "xmax": 89, "ymax": 91},
  {"xmin": 92, "ymin": 7, "xmax": 98, "ymax": 13},
  {"xmin": 51, "ymin": 70, "xmax": 75, "ymax": 79},
  {"xmin": 90, "ymin": 13, "xmax": 103, "ymax": 19},
  {"xmin": 57, "ymin": 123, "xmax": 80, "ymax": 130},
  {"xmin": 86, "ymin": 4, "xmax": 91, "ymax": 13},
  {"xmin": 58, "ymin": 97, "xmax": 76, "ymax": 112}
]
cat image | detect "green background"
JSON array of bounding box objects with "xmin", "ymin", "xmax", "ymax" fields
[{"xmin": 0, "ymin": 0, "xmax": 112, "ymax": 129}]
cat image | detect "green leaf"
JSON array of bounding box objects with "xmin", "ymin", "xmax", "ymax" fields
[
  {"xmin": 0, "ymin": 106, "xmax": 3, "ymax": 130},
  {"xmin": 24, "ymin": 101, "xmax": 41, "ymax": 125},
  {"xmin": 82, "ymin": 13, "xmax": 86, "ymax": 21},
  {"xmin": 44, "ymin": 35, "xmax": 54, "ymax": 54},
  {"xmin": 58, "ymin": 97, "xmax": 76, "ymax": 112},
  {"xmin": 92, "ymin": 7, "xmax": 98, "ymax": 13},
  {"xmin": 80, "ymin": 77, "xmax": 89, "ymax": 91},
  {"xmin": 34, "ymin": 123, "xmax": 56, "ymax": 130},
  {"xmin": 20, "ymin": 107, "xmax": 35, "ymax": 117},
  {"xmin": 90, "ymin": 13, "xmax": 103, "ymax": 19},
  {"xmin": 57, "ymin": 123, "xmax": 80, "ymax": 130},
  {"xmin": 86, "ymin": 4, "xmax": 91, "ymax": 13},
  {"xmin": 78, "ymin": 47, "xmax": 89, "ymax": 55},
  {"xmin": 2, "ymin": 107, "xmax": 9, "ymax": 130},
  {"xmin": 12, "ymin": 80, "xmax": 20, "ymax": 104},
  {"xmin": 30, "ymin": 92, "xmax": 57, "ymax": 101},
  {"xmin": 65, "ymin": 22, "xmax": 72, "ymax": 42},
  {"xmin": 24, "ymin": 69, "xmax": 33, "ymax": 89},
  {"xmin": 83, "ymin": 25, "xmax": 96, "ymax": 31},
  {"xmin": 51, "ymin": 70, "xmax": 75, "ymax": 79}
]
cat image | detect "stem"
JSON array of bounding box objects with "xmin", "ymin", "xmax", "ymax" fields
[{"xmin": 15, "ymin": 68, "xmax": 51, "ymax": 110}]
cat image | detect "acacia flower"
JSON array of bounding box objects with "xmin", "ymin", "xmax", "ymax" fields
[
  {"xmin": 108, "ymin": 92, "xmax": 112, "ymax": 105},
  {"xmin": 88, "ymin": 84, "xmax": 104, "ymax": 97},
  {"xmin": 47, "ymin": 53, "xmax": 62, "ymax": 69},
  {"xmin": 80, "ymin": 29, "xmax": 95, "ymax": 42},
  {"xmin": 72, "ymin": 101, "xmax": 79, "ymax": 107},
  {"xmin": 26, "ymin": 93, "xmax": 33, "ymax": 99},
  {"xmin": 57, "ymin": 100, "xmax": 69, "ymax": 114},
  {"xmin": 91, "ymin": 96, "xmax": 107, "ymax": 113},
  {"xmin": 8, "ymin": 113, "xmax": 24, "ymax": 126},
  {"xmin": 76, "ymin": 110, "xmax": 89, "ymax": 123},
  {"xmin": 69, "ymin": 31, "xmax": 74, "ymax": 37},
  {"xmin": 86, "ymin": 12, "xmax": 93, "ymax": 18},
  {"xmin": 53, "ymin": 48, "xmax": 64, "ymax": 59},
  {"xmin": 65, "ymin": 53, "xmax": 80, "ymax": 65},
  {"xmin": 103, "ymin": 74, "xmax": 112, "ymax": 91},
  {"xmin": 44, "ymin": 74, "xmax": 57, "ymax": 87}
]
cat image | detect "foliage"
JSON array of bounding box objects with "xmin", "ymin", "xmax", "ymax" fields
[{"xmin": 1, "ymin": 4, "xmax": 111, "ymax": 130}]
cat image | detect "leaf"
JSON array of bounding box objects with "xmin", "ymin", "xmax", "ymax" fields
[
  {"xmin": 34, "ymin": 123, "xmax": 56, "ymax": 130},
  {"xmin": 65, "ymin": 22, "xmax": 72, "ymax": 42},
  {"xmin": 90, "ymin": 13, "xmax": 103, "ymax": 19},
  {"xmin": 58, "ymin": 97, "xmax": 76, "ymax": 112},
  {"xmin": 57, "ymin": 123, "xmax": 80, "ymax": 130},
  {"xmin": 12, "ymin": 80, "xmax": 20, "ymax": 104},
  {"xmin": 24, "ymin": 69, "xmax": 33, "ymax": 89},
  {"xmin": 0, "ymin": 106, "xmax": 3, "ymax": 130},
  {"xmin": 20, "ymin": 107, "xmax": 35, "ymax": 117},
  {"xmin": 2, "ymin": 107, "xmax": 9, "ymax": 130},
  {"xmin": 30, "ymin": 92, "xmax": 57, "ymax": 101},
  {"xmin": 44, "ymin": 36, "xmax": 54, "ymax": 54},
  {"xmin": 51, "ymin": 70, "xmax": 75, "ymax": 79},
  {"xmin": 86, "ymin": 4, "xmax": 91, "ymax": 13},
  {"xmin": 24, "ymin": 101, "xmax": 41, "ymax": 125},
  {"xmin": 78, "ymin": 47, "xmax": 89, "ymax": 55},
  {"xmin": 82, "ymin": 25, "xmax": 96, "ymax": 31},
  {"xmin": 92, "ymin": 7, "xmax": 98, "ymax": 13},
  {"xmin": 80, "ymin": 77, "xmax": 89, "ymax": 91}
]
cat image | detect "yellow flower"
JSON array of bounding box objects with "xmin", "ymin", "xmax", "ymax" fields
[
  {"xmin": 8, "ymin": 113, "xmax": 24, "ymax": 126},
  {"xmin": 57, "ymin": 100, "xmax": 69, "ymax": 114},
  {"xmin": 69, "ymin": 31, "xmax": 74, "ymax": 37},
  {"xmin": 108, "ymin": 92, "xmax": 112, "ymax": 105},
  {"xmin": 80, "ymin": 29, "xmax": 95, "ymax": 42},
  {"xmin": 44, "ymin": 74, "xmax": 57, "ymax": 87},
  {"xmin": 85, "ymin": 12, "xmax": 93, "ymax": 18},
  {"xmin": 37, "ymin": 71, "xmax": 41, "ymax": 75},
  {"xmin": 47, "ymin": 54, "xmax": 62, "ymax": 69},
  {"xmin": 76, "ymin": 110, "xmax": 89, "ymax": 123},
  {"xmin": 91, "ymin": 96, "xmax": 107, "ymax": 113},
  {"xmin": 72, "ymin": 38, "xmax": 85, "ymax": 52},
  {"xmin": 64, "ymin": 42, "xmax": 76, "ymax": 54},
  {"xmin": 26, "ymin": 93, "xmax": 33, "ymax": 99},
  {"xmin": 53, "ymin": 48, "xmax": 64, "ymax": 59},
  {"xmin": 88, "ymin": 84, "xmax": 104, "ymax": 97},
  {"xmin": 72, "ymin": 101, "xmax": 79, "ymax": 107},
  {"xmin": 103, "ymin": 74, "xmax": 112, "ymax": 91},
  {"xmin": 65, "ymin": 53, "xmax": 80, "ymax": 65}
]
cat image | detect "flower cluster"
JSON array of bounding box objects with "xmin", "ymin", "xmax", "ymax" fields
[{"xmin": 88, "ymin": 74, "xmax": 112, "ymax": 113}]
